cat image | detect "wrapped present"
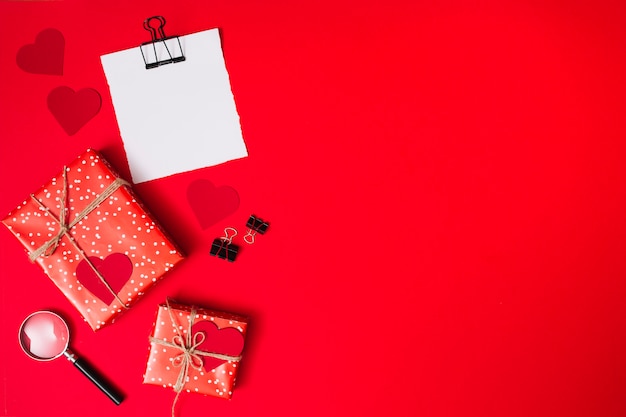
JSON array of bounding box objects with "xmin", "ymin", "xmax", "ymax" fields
[
  {"xmin": 144, "ymin": 299, "xmax": 247, "ymax": 411},
  {"xmin": 2, "ymin": 149, "xmax": 184, "ymax": 330}
]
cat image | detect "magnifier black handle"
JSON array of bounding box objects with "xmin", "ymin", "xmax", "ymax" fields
[{"xmin": 73, "ymin": 358, "xmax": 124, "ymax": 405}]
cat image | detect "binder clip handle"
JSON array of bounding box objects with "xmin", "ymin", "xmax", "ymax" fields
[
  {"xmin": 221, "ymin": 227, "xmax": 238, "ymax": 245},
  {"xmin": 143, "ymin": 16, "xmax": 168, "ymax": 42},
  {"xmin": 244, "ymin": 230, "xmax": 256, "ymax": 245}
]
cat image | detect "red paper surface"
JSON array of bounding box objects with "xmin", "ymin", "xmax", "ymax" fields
[
  {"xmin": 47, "ymin": 87, "xmax": 102, "ymax": 135},
  {"xmin": 2, "ymin": 1, "xmax": 626, "ymax": 417},
  {"xmin": 16, "ymin": 28, "xmax": 64, "ymax": 75}
]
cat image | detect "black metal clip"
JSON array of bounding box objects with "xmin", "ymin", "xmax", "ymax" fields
[
  {"xmin": 244, "ymin": 215, "xmax": 270, "ymax": 244},
  {"xmin": 209, "ymin": 227, "xmax": 239, "ymax": 262},
  {"xmin": 140, "ymin": 16, "xmax": 186, "ymax": 69}
]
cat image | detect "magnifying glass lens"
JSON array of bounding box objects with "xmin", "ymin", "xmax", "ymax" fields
[{"xmin": 20, "ymin": 312, "xmax": 68, "ymax": 360}]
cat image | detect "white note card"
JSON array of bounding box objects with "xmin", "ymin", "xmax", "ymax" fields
[{"xmin": 101, "ymin": 28, "xmax": 248, "ymax": 183}]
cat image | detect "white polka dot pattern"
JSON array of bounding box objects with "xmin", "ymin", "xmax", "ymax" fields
[
  {"xmin": 1, "ymin": 149, "xmax": 185, "ymax": 331},
  {"xmin": 143, "ymin": 301, "xmax": 247, "ymax": 399}
]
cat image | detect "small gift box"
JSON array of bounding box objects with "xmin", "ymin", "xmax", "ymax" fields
[
  {"xmin": 144, "ymin": 300, "xmax": 247, "ymax": 405},
  {"xmin": 2, "ymin": 149, "xmax": 184, "ymax": 330}
]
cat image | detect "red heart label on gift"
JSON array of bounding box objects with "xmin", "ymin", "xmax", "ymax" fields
[
  {"xmin": 187, "ymin": 180, "xmax": 240, "ymax": 229},
  {"xmin": 191, "ymin": 320, "xmax": 245, "ymax": 372},
  {"xmin": 75, "ymin": 253, "xmax": 133, "ymax": 305},
  {"xmin": 16, "ymin": 28, "xmax": 65, "ymax": 75},
  {"xmin": 47, "ymin": 86, "xmax": 102, "ymax": 135}
]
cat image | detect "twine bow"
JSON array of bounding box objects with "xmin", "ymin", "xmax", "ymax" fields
[
  {"xmin": 28, "ymin": 166, "xmax": 130, "ymax": 307},
  {"xmin": 149, "ymin": 300, "xmax": 242, "ymax": 417}
]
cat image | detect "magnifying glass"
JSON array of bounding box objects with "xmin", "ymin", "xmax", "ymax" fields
[{"xmin": 18, "ymin": 311, "xmax": 124, "ymax": 405}]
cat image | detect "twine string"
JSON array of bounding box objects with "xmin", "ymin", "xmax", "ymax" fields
[
  {"xmin": 148, "ymin": 300, "xmax": 242, "ymax": 417},
  {"xmin": 28, "ymin": 167, "xmax": 130, "ymax": 307}
]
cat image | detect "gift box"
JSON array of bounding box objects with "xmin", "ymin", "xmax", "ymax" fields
[
  {"xmin": 2, "ymin": 149, "xmax": 184, "ymax": 330},
  {"xmin": 144, "ymin": 300, "xmax": 247, "ymax": 402}
]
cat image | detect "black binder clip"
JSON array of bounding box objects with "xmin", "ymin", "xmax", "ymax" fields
[
  {"xmin": 210, "ymin": 227, "xmax": 239, "ymax": 262},
  {"xmin": 140, "ymin": 16, "xmax": 186, "ymax": 69},
  {"xmin": 244, "ymin": 215, "xmax": 270, "ymax": 244}
]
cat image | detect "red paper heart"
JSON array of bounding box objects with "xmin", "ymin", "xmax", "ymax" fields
[
  {"xmin": 191, "ymin": 320, "xmax": 245, "ymax": 372},
  {"xmin": 47, "ymin": 86, "xmax": 102, "ymax": 135},
  {"xmin": 75, "ymin": 253, "xmax": 133, "ymax": 305},
  {"xmin": 187, "ymin": 180, "xmax": 240, "ymax": 229},
  {"xmin": 16, "ymin": 28, "xmax": 65, "ymax": 75}
]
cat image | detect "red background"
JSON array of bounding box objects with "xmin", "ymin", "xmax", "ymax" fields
[{"xmin": 2, "ymin": 0, "xmax": 626, "ymax": 416}]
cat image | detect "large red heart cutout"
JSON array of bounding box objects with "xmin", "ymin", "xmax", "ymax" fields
[
  {"xmin": 187, "ymin": 180, "xmax": 240, "ymax": 229},
  {"xmin": 16, "ymin": 28, "xmax": 65, "ymax": 75},
  {"xmin": 47, "ymin": 86, "xmax": 102, "ymax": 135},
  {"xmin": 75, "ymin": 253, "xmax": 133, "ymax": 305},
  {"xmin": 191, "ymin": 320, "xmax": 245, "ymax": 372}
]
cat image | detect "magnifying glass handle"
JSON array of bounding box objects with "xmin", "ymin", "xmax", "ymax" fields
[
  {"xmin": 74, "ymin": 358, "xmax": 124, "ymax": 405},
  {"xmin": 65, "ymin": 351, "xmax": 124, "ymax": 405}
]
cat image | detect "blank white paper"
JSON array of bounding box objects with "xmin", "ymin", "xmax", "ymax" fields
[{"xmin": 101, "ymin": 28, "xmax": 248, "ymax": 183}]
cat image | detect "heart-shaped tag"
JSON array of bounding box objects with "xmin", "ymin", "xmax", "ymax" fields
[
  {"xmin": 187, "ymin": 180, "xmax": 240, "ymax": 229},
  {"xmin": 16, "ymin": 28, "xmax": 65, "ymax": 75},
  {"xmin": 47, "ymin": 86, "xmax": 102, "ymax": 135},
  {"xmin": 191, "ymin": 320, "xmax": 245, "ymax": 372},
  {"xmin": 75, "ymin": 253, "xmax": 133, "ymax": 305}
]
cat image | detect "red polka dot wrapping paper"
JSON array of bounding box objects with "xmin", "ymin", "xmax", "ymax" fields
[
  {"xmin": 1, "ymin": 149, "xmax": 185, "ymax": 331},
  {"xmin": 144, "ymin": 301, "xmax": 247, "ymax": 400}
]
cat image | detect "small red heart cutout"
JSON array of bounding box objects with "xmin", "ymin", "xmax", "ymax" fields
[
  {"xmin": 47, "ymin": 86, "xmax": 102, "ymax": 135},
  {"xmin": 16, "ymin": 28, "xmax": 65, "ymax": 75},
  {"xmin": 191, "ymin": 320, "xmax": 245, "ymax": 372},
  {"xmin": 75, "ymin": 253, "xmax": 133, "ymax": 305},
  {"xmin": 187, "ymin": 180, "xmax": 240, "ymax": 229}
]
